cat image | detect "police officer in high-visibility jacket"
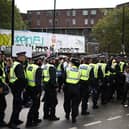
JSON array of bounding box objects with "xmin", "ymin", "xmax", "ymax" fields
[
  {"xmin": 79, "ymin": 57, "xmax": 94, "ymax": 115},
  {"xmin": 42, "ymin": 57, "xmax": 59, "ymax": 121},
  {"xmin": 8, "ymin": 52, "xmax": 27, "ymax": 129},
  {"xmin": 56, "ymin": 57, "xmax": 64, "ymax": 92},
  {"xmin": 25, "ymin": 58, "xmax": 42, "ymax": 128},
  {"xmin": 63, "ymin": 58, "xmax": 80, "ymax": 123},
  {"xmin": 89, "ymin": 58, "xmax": 103, "ymax": 109},
  {"xmin": 0, "ymin": 51, "xmax": 8, "ymax": 127}
]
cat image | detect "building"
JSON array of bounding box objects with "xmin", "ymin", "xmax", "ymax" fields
[
  {"xmin": 116, "ymin": 2, "xmax": 129, "ymax": 8},
  {"xmin": 27, "ymin": 8, "xmax": 112, "ymax": 42},
  {"xmin": 23, "ymin": 8, "xmax": 112, "ymax": 53}
]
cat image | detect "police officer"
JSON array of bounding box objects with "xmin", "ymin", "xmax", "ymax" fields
[
  {"xmin": 8, "ymin": 51, "xmax": 27, "ymax": 129},
  {"xmin": 0, "ymin": 51, "xmax": 7, "ymax": 127},
  {"xmin": 56, "ymin": 57, "xmax": 64, "ymax": 92},
  {"xmin": 89, "ymin": 57, "xmax": 103, "ymax": 109},
  {"xmin": 79, "ymin": 57, "xmax": 94, "ymax": 115},
  {"xmin": 42, "ymin": 57, "xmax": 59, "ymax": 121},
  {"xmin": 63, "ymin": 58, "xmax": 80, "ymax": 123},
  {"xmin": 25, "ymin": 57, "xmax": 42, "ymax": 127}
]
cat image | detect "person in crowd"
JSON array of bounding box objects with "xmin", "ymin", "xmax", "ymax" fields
[
  {"xmin": 8, "ymin": 51, "xmax": 27, "ymax": 129},
  {"xmin": 0, "ymin": 51, "xmax": 8, "ymax": 127},
  {"xmin": 42, "ymin": 57, "xmax": 60, "ymax": 121},
  {"xmin": 25, "ymin": 57, "xmax": 43, "ymax": 127},
  {"xmin": 121, "ymin": 65, "xmax": 129, "ymax": 107},
  {"xmin": 79, "ymin": 57, "xmax": 94, "ymax": 115},
  {"xmin": 63, "ymin": 57, "xmax": 80, "ymax": 123}
]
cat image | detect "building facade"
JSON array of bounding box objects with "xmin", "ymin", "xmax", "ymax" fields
[{"xmin": 22, "ymin": 8, "xmax": 113, "ymax": 54}]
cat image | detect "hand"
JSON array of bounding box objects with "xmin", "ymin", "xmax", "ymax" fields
[{"xmin": 0, "ymin": 87, "xmax": 3, "ymax": 94}]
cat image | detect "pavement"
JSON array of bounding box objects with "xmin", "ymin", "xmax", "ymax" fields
[{"xmin": 3, "ymin": 92, "xmax": 129, "ymax": 129}]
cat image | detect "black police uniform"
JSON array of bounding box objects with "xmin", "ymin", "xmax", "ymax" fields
[
  {"xmin": 91, "ymin": 64, "xmax": 103, "ymax": 109},
  {"xmin": 43, "ymin": 63, "xmax": 59, "ymax": 121},
  {"xmin": 8, "ymin": 60, "xmax": 27, "ymax": 129},
  {"xmin": 63, "ymin": 58, "xmax": 80, "ymax": 123},
  {"xmin": 0, "ymin": 63, "xmax": 7, "ymax": 127},
  {"xmin": 80, "ymin": 65, "xmax": 94, "ymax": 115},
  {"xmin": 26, "ymin": 65, "xmax": 42, "ymax": 127}
]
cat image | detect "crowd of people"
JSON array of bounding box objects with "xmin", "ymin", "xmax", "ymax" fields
[{"xmin": 0, "ymin": 50, "xmax": 129, "ymax": 129}]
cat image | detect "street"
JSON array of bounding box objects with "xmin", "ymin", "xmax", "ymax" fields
[{"xmin": 3, "ymin": 92, "xmax": 129, "ymax": 129}]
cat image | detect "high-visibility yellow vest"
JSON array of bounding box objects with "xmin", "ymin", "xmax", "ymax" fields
[
  {"xmin": 0, "ymin": 62, "xmax": 6, "ymax": 83},
  {"xmin": 120, "ymin": 61, "xmax": 125, "ymax": 72},
  {"xmin": 56, "ymin": 63, "xmax": 62, "ymax": 76},
  {"xmin": 26, "ymin": 64, "xmax": 38, "ymax": 87},
  {"xmin": 94, "ymin": 64, "xmax": 99, "ymax": 78},
  {"xmin": 79, "ymin": 64, "xmax": 90, "ymax": 81},
  {"xmin": 89, "ymin": 63, "xmax": 98, "ymax": 79},
  {"xmin": 66, "ymin": 66, "xmax": 80, "ymax": 84},
  {"xmin": 111, "ymin": 62, "xmax": 117, "ymax": 75},
  {"xmin": 9, "ymin": 61, "xmax": 20, "ymax": 83},
  {"xmin": 98, "ymin": 63, "xmax": 106, "ymax": 77},
  {"xmin": 43, "ymin": 64, "xmax": 54, "ymax": 82}
]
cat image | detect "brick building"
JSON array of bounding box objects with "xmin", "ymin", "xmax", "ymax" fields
[{"xmin": 21, "ymin": 8, "xmax": 115, "ymax": 53}]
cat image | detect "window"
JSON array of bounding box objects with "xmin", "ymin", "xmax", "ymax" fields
[
  {"xmin": 55, "ymin": 19, "xmax": 58, "ymax": 25},
  {"xmin": 56, "ymin": 11, "xmax": 60, "ymax": 16},
  {"xmin": 104, "ymin": 10, "xmax": 108, "ymax": 15},
  {"xmin": 82, "ymin": 10, "xmax": 88, "ymax": 15},
  {"xmin": 84, "ymin": 18, "xmax": 88, "ymax": 25},
  {"xmin": 67, "ymin": 11, "xmax": 71, "ymax": 16},
  {"xmin": 49, "ymin": 19, "xmax": 53, "ymax": 25},
  {"xmin": 47, "ymin": 11, "xmax": 53, "ymax": 16},
  {"xmin": 66, "ymin": 19, "xmax": 71, "ymax": 26},
  {"xmin": 37, "ymin": 11, "xmax": 40, "ymax": 15},
  {"xmin": 91, "ymin": 10, "xmax": 96, "ymax": 15},
  {"xmin": 72, "ymin": 10, "xmax": 76, "ymax": 16},
  {"xmin": 28, "ymin": 11, "xmax": 32, "ymax": 14},
  {"xmin": 90, "ymin": 19, "xmax": 94, "ymax": 24},
  {"xmin": 37, "ymin": 20, "xmax": 40, "ymax": 26},
  {"xmin": 72, "ymin": 19, "xmax": 76, "ymax": 25}
]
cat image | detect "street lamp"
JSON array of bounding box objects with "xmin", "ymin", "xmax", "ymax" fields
[
  {"xmin": 50, "ymin": 0, "xmax": 56, "ymax": 55},
  {"xmin": 52, "ymin": 0, "xmax": 56, "ymax": 34},
  {"xmin": 121, "ymin": 6, "xmax": 125, "ymax": 55},
  {"xmin": 11, "ymin": 0, "xmax": 15, "ymax": 46}
]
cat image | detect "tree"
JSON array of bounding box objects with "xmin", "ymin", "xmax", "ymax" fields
[
  {"xmin": 0, "ymin": 0, "xmax": 26, "ymax": 30},
  {"xmin": 92, "ymin": 7, "xmax": 129, "ymax": 54}
]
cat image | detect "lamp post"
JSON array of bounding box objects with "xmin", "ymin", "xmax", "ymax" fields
[
  {"xmin": 11, "ymin": 0, "xmax": 15, "ymax": 46},
  {"xmin": 50, "ymin": 0, "xmax": 56, "ymax": 55},
  {"xmin": 53, "ymin": 0, "xmax": 56, "ymax": 34},
  {"xmin": 121, "ymin": 6, "xmax": 125, "ymax": 55}
]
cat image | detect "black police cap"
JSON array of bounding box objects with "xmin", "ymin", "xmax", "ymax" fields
[
  {"xmin": 16, "ymin": 51, "xmax": 26, "ymax": 56},
  {"xmin": 70, "ymin": 58, "xmax": 80, "ymax": 66}
]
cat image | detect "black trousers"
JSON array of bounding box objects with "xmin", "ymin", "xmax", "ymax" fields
[
  {"xmin": 57, "ymin": 76, "xmax": 63, "ymax": 92},
  {"xmin": 26, "ymin": 86, "xmax": 41, "ymax": 123},
  {"xmin": 43, "ymin": 87, "xmax": 58, "ymax": 118},
  {"xmin": 9, "ymin": 88, "xmax": 23, "ymax": 125},
  {"xmin": 63, "ymin": 84, "xmax": 80, "ymax": 119},
  {"xmin": 0, "ymin": 94, "xmax": 6, "ymax": 122},
  {"xmin": 122, "ymin": 82, "xmax": 129, "ymax": 104},
  {"xmin": 80, "ymin": 80, "xmax": 90, "ymax": 113},
  {"xmin": 91, "ymin": 79, "xmax": 100, "ymax": 106}
]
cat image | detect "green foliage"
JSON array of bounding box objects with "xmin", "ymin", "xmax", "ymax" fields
[
  {"xmin": 92, "ymin": 7, "xmax": 129, "ymax": 54},
  {"xmin": 0, "ymin": 0, "xmax": 26, "ymax": 30}
]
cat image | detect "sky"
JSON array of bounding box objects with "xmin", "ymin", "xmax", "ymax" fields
[{"xmin": 15, "ymin": 0, "xmax": 129, "ymax": 13}]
